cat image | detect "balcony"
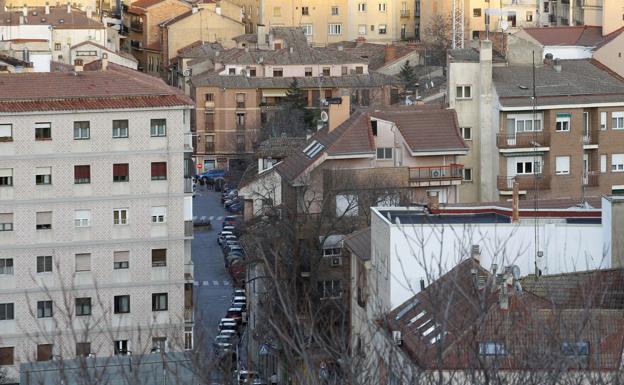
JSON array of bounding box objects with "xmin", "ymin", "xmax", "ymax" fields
[
  {"xmin": 236, "ymin": 143, "xmax": 246, "ymax": 152},
  {"xmin": 236, "ymin": 101, "xmax": 246, "ymax": 109},
  {"xmin": 400, "ymin": 9, "xmax": 410, "ymax": 17},
  {"xmin": 408, "ymin": 164, "xmax": 463, "ymax": 187},
  {"xmin": 236, "ymin": 123, "xmax": 245, "ymax": 131},
  {"xmin": 185, "ymin": 220, "xmax": 193, "ymax": 237},
  {"xmin": 184, "ymin": 132, "xmax": 193, "ymax": 152},
  {"xmin": 583, "ymin": 132, "xmax": 598, "ymax": 147},
  {"xmin": 130, "ymin": 40, "xmax": 141, "ymax": 49},
  {"xmin": 204, "ymin": 142, "xmax": 215, "ymax": 153},
  {"xmin": 184, "ymin": 177, "xmax": 193, "ymax": 193},
  {"xmin": 205, "ymin": 120, "xmax": 214, "ymax": 132},
  {"xmin": 583, "ymin": 171, "xmax": 600, "ymax": 187},
  {"xmin": 184, "ymin": 307, "xmax": 194, "ymax": 323},
  {"xmin": 130, "ymin": 21, "xmax": 143, "ymax": 32},
  {"xmin": 497, "ymin": 175, "xmax": 550, "ymax": 192},
  {"xmin": 497, "ymin": 132, "xmax": 549, "ymax": 150}
]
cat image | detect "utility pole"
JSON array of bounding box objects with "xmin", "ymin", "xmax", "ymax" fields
[{"xmin": 451, "ymin": 0, "xmax": 465, "ymax": 49}]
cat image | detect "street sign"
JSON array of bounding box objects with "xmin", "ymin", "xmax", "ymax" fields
[
  {"xmin": 259, "ymin": 344, "xmax": 269, "ymax": 355},
  {"xmin": 197, "ymin": 164, "xmax": 203, "ymax": 169}
]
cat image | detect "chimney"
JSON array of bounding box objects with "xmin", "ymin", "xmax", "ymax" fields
[
  {"xmin": 19, "ymin": 14, "xmax": 24, "ymax": 24},
  {"xmin": 22, "ymin": 4, "xmax": 27, "ymax": 16},
  {"xmin": 471, "ymin": 245, "xmax": 481, "ymax": 261},
  {"xmin": 66, "ymin": 2, "xmax": 71, "ymax": 13},
  {"xmin": 512, "ymin": 180, "xmax": 520, "ymax": 223},
  {"xmin": 289, "ymin": 46, "xmax": 293, "ymax": 53},
  {"xmin": 419, "ymin": 279, "xmax": 425, "ymax": 291},
  {"xmin": 191, "ymin": 3, "xmax": 198, "ymax": 13},
  {"xmin": 101, "ymin": 52, "xmax": 108, "ymax": 70},
  {"xmin": 428, "ymin": 193, "xmax": 440, "ymax": 214},
  {"xmin": 45, "ymin": 2, "xmax": 50, "ymax": 14},
  {"xmin": 499, "ymin": 285, "xmax": 509, "ymax": 310},
  {"xmin": 553, "ymin": 58, "xmax": 562, "ymax": 72},
  {"xmin": 74, "ymin": 58, "xmax": 83, "ymax": 71},
  {"xmin": 337, "ymin": 45, "xmax": 343, "ymax": 51},
  {"xmin": 384, "ymin": 44, "xmax": 397, "ymax": 63},
  {"xmin": 543, "ymin": 52, "xmax": 553, "ymax": 65},
  {"xmin": 215, "ymin": 5, "xmax": 221, "ymax": 15},
  {"xmin": 86, "ymin": 6, "xmax": 92, "ymax": 18}
]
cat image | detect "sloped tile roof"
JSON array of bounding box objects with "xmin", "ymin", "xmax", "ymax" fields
[{"xmin": 523, "ymin": 26, "xmax": 604, "ymax": 47}]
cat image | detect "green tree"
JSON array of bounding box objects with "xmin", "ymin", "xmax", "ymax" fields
[{"xmin": 398, "ymin": 60, "xmax": 418, "ymax": 91}]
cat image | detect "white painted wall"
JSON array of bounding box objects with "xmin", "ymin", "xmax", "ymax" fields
[{"xmin": 543, "ymin": 45, "xmax": 593, "ymax": 60}]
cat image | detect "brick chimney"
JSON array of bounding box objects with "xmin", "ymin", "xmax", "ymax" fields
[
  {"xmin": 66, "ymin": 2, "xmax": 71, "ymax": 13},
  {"xmin": 512, "ymin": 180, "xmax": 520, "ymax": 223},
  {"xmin": 427, "ymin": 193, "xmax": 440, "ymax": 214},
  {"xmin": 384, "ymin": 44, "xmax": 397, "ymax": 63},
  {"xmin": 45, "ymin": 2, "xmax": 50, "ymax": 14}
]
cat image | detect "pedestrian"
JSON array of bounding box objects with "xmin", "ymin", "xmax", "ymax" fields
[{"xmin": 270, "ymin": 372, "xmax": 278, "ymax": 385}]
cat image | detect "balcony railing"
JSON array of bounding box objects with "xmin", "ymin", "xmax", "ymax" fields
[
  {"xmin": 205, "ymin": 120, "xmax": 214, "ymax": 132},
  {"xmin": 583, "ymin": 172, "xmax": 600, "ymax": 187},
  {"xmin": 497, "ymin": 132, "xmax": 548, "ymax": 149},
  {"xmin": 236, "ymin": 102, "xmax": 246, "ymax": 109},
  {"xmin": 236, "ymin": 123, "xmax": 245, "ymax": 131},
  {"xmin": 236, "ymin": 143, "xmax": 246, "ymax": 152},
  {"xmin": 130, "ymin": 21, "xmax": 143, "ymax": 32},
  {"xmin": 184, "ymin": 307, "xmax": 194, "ymax": 323},
  {"xmin": 409, "ymin": 164, "xmax": 463, "ymax": 182},
  {"xmin": 583, "ymin": 133, "xmax": 598, "ymax": 145},
  {"xmin": 497, "ymin": 175, "xmax": 550, "ymax": 191},
  {"xmin": 185, "ymin": 220, "xmax": 193, "ymax": 237},
  {"xmin": 400, "ymin": 9, "xmax": 410, "ymax": 17},
  {"xmin": 204, "ymin": 142, "xmax": 215, "ymax": 153}
]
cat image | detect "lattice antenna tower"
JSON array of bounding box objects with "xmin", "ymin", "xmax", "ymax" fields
[{"xmin": 451, "ymin": 0, "xmax": 465, "ymax": 49}]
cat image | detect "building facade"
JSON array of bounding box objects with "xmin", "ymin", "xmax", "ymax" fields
[{"xmin": 0, "ymin": 67, "xmax": 194, "ymax": 378}]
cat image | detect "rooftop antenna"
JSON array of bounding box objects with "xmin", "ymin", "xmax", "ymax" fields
[{"xmin": 451, "ymin": 0, "xmax": 464, "ymax": 49}]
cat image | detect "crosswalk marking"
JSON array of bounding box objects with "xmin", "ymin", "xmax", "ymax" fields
[
  {"xmin": 203, "ymin": 281, "xmax": 209, "ymax": 285},
  {"xmin": 213, "ymin": 280, "xmax": 219, "ymax": 286},
  {"xmin": 194, "ymin": 280, "xmax": 232, "ymax": 287},
  {"xmin": 223, "ymin": 281, "xmax": 231, "ymax": 285},
  {"xmin": 209, "ymin": 216, "xmax": 215, "ymax": 220},
  {"xmin": 193, "ymin": 281, "xmax": 200, "ymax": 286}
]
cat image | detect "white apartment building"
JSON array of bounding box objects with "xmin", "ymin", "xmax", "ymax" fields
[{"xmin": 0, "ymin": 64, "xmax": 194, "ymax": 379}]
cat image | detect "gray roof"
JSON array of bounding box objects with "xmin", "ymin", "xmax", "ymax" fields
[
  {"xmin": 20, "ymin": 352, "xmax": 200, "ymax": 385},
  {"xmin": 344, "ymin": 227, "xmax": 371, "ymax": 261},
  {"xmin": 207, "ymin": 46, "xmax": 366, "ymax": 66},
  {"xmin": 177, "ymin": 41, "xmax": 223, "ymax": 58},
  {"xmin": 494, "ymin": 60, "xmax": 624, "ymax": 107},
  {"xmin": 255, "ymin": 136, "xmax": 307, "ymax": 158},
  {"xmin": 192, "ymin": 72, "xmax": 398, "ymax": 89},
  {"xmin": 448, "ymin": 48, "xmax": 480, "ymax": 62}
]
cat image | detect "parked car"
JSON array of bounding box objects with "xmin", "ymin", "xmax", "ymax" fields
[
  {"xmin": 233, "ymin": 302, "xmax": 247, "ymax": 313},
  {"xmin": 225, "ymin": 244, "xmax": 244, "ymax": 256},
  {"xmin": 234, "ymin": 370, "xmax": 259, "ymax": 385},
  {"xmin": 228, "ymin": 202, "xmax": 243, "ymax": 213},
  {"xmin": 219, "ymin": 321, "xmax": 238, "ymax": 334},
  {"xmin": 200, "ymin": 169, "xmax": 228, "ymax": 182},
  {"xmin": 225, "ymin": 307, "xmax": 243, "ymax": 323},
  {"xmin": 221, "ymin": 235, "xmax": 237, "ymax": 247},
  {"xmin": 219, "ymin": 318, "xmax": 237, "ymax": 328},
  {"xmin": 234, "ymin": 289, "xmax": 245, "ymax": 296},
  {"xmin": 222, "ymin": 215, "xmax": 241, "ymax": 229},
  {"xmin": 219, "ymin": 329, "xmax": 237, "ymax": 339},
  {"xmin": 214, "ymin": 334, "xmax": 234, "ymax": 346},
  {"xmin": 217, "ymin": 231, "xmax": 234, "ymax": 245}
]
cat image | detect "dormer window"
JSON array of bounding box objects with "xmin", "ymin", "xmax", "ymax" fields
[
  {"xmin": 262, "ymin": 158, "xmax": 277, "ymax": 170},
  {"xmin": 303, "ymin": 140, "xmax": 325, "ymax": 158}
]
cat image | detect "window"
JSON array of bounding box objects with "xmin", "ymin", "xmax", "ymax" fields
[
  {"xmin": 507, "ymin": 115, "xmax": 542, "ymax": 133},
  {"xmin": 113, "ymin": 163, "xmax": 129, "ymax": 182},
  {"xmin": 601, "ymin": 154, "xmax": 607, "ymax": 173},
  {"xmin": 328, "ymin": 23, "xmax": 342, "ymax": 35},
  {"xmin": 473, "ymin": 8, "xmax": 481, "ymax": 17},
  {"xmin": 152, "ymin": 249, "xmax": 167, "ymax": 267},
  {"xmin": 555, "ymin": 156, "xmax": 570, "ymax": 175},
  {"xmin": 237, "ymin": 134, "xmax": 245, "ymax": 151},
  {"xmin": 37, "ymin": 300, "xmax": 53, "ymax": 318},
  {"xmin": 461, "ymin": 127, "xmax": 472, "ymax": 140},
  {"xmin": 151, "ymin": 206, "xmax": 166, "ymax": 223},
  {"xmin": 562, "ymin": 341, "xmax": 589, "ymax": 356},
  {"xmin": 37, "ymin": 344, "xmax": 53, "ymax": 362},
  {"xmin": 249, "ymin": 68, "xmax": 256, "ymax": 77},
  {"xmin": 463, "ymin": 168, "xmax": 473, "ymax": 181},
  {"xmin": 228, "ymin": 68, "xmax": 235, "ymax": 75},
  {"xmin": 75, "ymin": 297, "xmax": 91, "ymax": 316},
  {"xmin": 150, "ymin": 119, "xmax": 166, "ymax": 137},
  {"xmin": 358, "ymin": 24, "xmax": 366, "ymax": 35},
  {"xmin": 601, "ymin": 111, "xmax": 607, "ymax": 130},
  {"xmin": 35, "ymin": 122, "xmax": 51, "ymax": 140},
  {"xmin": 515, "ymin": 159, "xmax": 541, "ymax": 174},
  {"xmin": 318, "ymin": 280, "xmax": 342, "ymax": 299},
  {"xmin": 301, "ymin": 6, "xmax": 309, "ymax": 15},
  {"xmin": 612, "ymin": 112, "xmax": 624, "ymax": 129},
  {"xmin": 612, "ymin": 154, "xmax": 624, "ymax": 172},
  {"xmin": 544, "ymin": 1, "xmax": 549, "ymax": 12},
  {"xmin": 54, "ymin": 42, "xmax": 62, "ymax": 51},
  {"xmin": 113, "ymin": 251, "xmax": 129, "ymax": 269},
  {"xmin": 479, "ymin": 342, "xmax": 506, "ymax": 356},
  {"xmin": 331, "ymin": 6, "xmax": 339, "ymax": 15},
  {"xmin": 0, "ymin": 168, "xmax": 12, "ymax": 186},
  {"xmin": 236, "ymin": 112, "xmax": 246, "ymax": 127},
  {"xmin": 378, "ymin": 3, "xmax": 386, "ymax": 11},
  {"xmin": 341, "ymin": 66, "xmax": 348, "ymax": 76},
  {"xmin": 322, "ymin": 67, "xmax": 331, "ymax": 76},
  {"xmin": 112, "ymin": 120, "xmax": 129, "ymax": 138},
  {"xmin": 0, "ymin": 303, "xmax": 13, "ymax": 320},
  {"xmin": 74, "ymin": 165, "xmax": 91, "ymax": 184},
  {"xmin": 73, "ymin": 121, "xmax": 90, "ymax": 140},
  {"xmin": 371, "ymin": 24, "xmax": 375, "ymax": 31},
  {"xmin": 235, "ymin": 93, "xmax": 246, "ymax": 108},
  {"xmin": 303, "ymin": 140, "xmax": 325, "ymax": 158},
  {"xmin": 35, "ymin": 166, "xmax": 52, "ymax": 185},
  {"xmin": 273, "ymin": 6, "xmax": 281, "ymax": 16},
  {"xmin": 356, "ymin": 66, "xmax": 364, "ymax": 74},
  {"xmin": 375, "ymin": 24, "xmax": 386, "ymax": 35},
  {"xmin": 305, "ymin": 67, "xmax": 313, "ymax": 77},
  {"xmin": 153, "ymin": 337, "xmax": 167, "ymax": 352},
  {"xmin": 376, "ymin": 147, "xmax": 393, "ymax": 159},
  {"xmin": 456, "ymin": 85, "xmax": 472, "ymax": 99},
  {"xmin": 0, "ymin": 258, "xmax": 13, "ymax": 275},
  {"xmin": 74, "ymin": 210, "xmax": 91, "ymax": 228},
  {"xmin": 0, "ymin": 124, "xmax": 12, "ymax": 141},
  {"xmin": 114, "ymin": 340, "xmax": 129, "ymax": 355},
  {"xmin": 151, "ymin": 162, "xmax": 167, "ymax": 180},
  {"xmin": 272, "ymin": 68, "xmax": 283, "ymax": 77},
  {"xmin": 113, "ymin": 208, "xmax": 128, "ymax": 225},
  {"xmin": 323, "ymin": 247, "xmax": 341, "ymax": 257},
  {"xmin": 302, "ymin": 24, "xmax": 313, "ymax": 36},
  {"xmin": 75, "ymin": 343, "xmax": 91, "ymax": 357},
  {"xmin": 358, "ymin": 3, "xmax": 366, "ymax": 12},
  {"xmin": 0, "ymin": 213, "xmax": 12, "ymax": 232},
  {"xmin": 37, "ymin": 256, "xmax": 52, "ymax": 273},
  {"xmin": 205, "ymin": 93, "xmax": 214, "ymax": 102},
  {"xmin": 152, "ymin": 293, "xmax": 168, "ymax": 311},
  {"xmin": 336, "ymin": 194, "xmax": 358, "ymax": 217},
  {"xmin": 36, "ymin": 211, "xmax": 52, "ymax": 230},
  {"xmin": 75, "ymin": 253, "xmax": 91, "ymax": 272},
  {"xmin": 556, "ymin": 113, "xmax": 571, "ymax": 131},
  {"xmin": 114, "ymin": 295, "xmax": 130, "ymax": 314},
  {"xmin": 526, "ymin": 11, "xmax": 532, "ymax": 21},
  {"xmin": 0, "ymin": 347, "xmax": 14, "ymax": 366}
]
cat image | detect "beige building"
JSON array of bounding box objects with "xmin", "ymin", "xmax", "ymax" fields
[
  {"xmin": 555, "ymin": 0, "xmax": 624, "ymax": 33},
  {"xmin": 0, "ymin": 65, "xmax": 195, "ymax": 379}
]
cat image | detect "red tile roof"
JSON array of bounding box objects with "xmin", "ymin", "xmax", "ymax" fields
[
  {"xmin": 0, "ymin": 64, "xmax": 193, "ymax": 112},
  {"xmin": 523, "ymin": 26, "xmax": 605, "ymax": 47}
]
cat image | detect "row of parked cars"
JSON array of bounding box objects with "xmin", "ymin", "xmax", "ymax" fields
[
  {"xmin": 222, "ymin": 188, "xmax": 242, "ymax": 214},
  {"xmin": 214, "ymin": 288, "xmax": 247, "ymax": 355}
]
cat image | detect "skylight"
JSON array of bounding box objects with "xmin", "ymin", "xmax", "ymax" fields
[
  {"xmin": 394, "ymin": 299, "xmax": 421, "ymax": 321},
  {"xmin": 303, "ymin": 140, "xmax": 325, "ymax": 158},
  {"xmin": 408, "ymin": 310, "xmax": 427, "ymax": 325}
]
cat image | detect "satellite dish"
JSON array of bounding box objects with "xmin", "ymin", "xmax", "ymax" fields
[
  {"xmin": 501, "ymin": 21, "xmax": 509, "ymax": 31},
  {"xmin": 320, "ymin": 111, "xmax": 329, "ymax": 122},
  {"xmin": 511, "ymin": 265, "xmax": 521, "ymax": 280}
]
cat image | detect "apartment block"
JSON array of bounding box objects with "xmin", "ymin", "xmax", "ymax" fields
[
  {"xmin": 555, "ymin": 0, "xmax": 624, "ymax": 32},
  {"xmin": 448, "ymin": 41, "xmax": 624, "ymax": 202},
  {"xmin": 0, "ymin": 65, "xmax": 194, "ymax": 378}
]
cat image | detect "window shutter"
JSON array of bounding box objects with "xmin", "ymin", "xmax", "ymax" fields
[
  {"xmin": 114, "ymin": 251, "xmax": 129, "ymax": 263},
  {"xmin": 0, "ymin": 347, "xmax": 14, "ymax": 365},
  {"xmin": 0, "ymin": 213, "xmax": 13, "ymax": 222},
  {"xmin": 0, "ymin": 168, "xmax": 11, "ymax": 177},
  {"xmin": 75, "ymin": 165, "xmax": 90, "ymax": 179},
  {"xmin": 36, "ymin": 166, "xmax": 51, "ymax": 175},
  {"xmin": 37, "ymin": 344, "xmax": 53, "ymax": 362},
  {"xmin": 113, "ymin": 163, "xmax": 129, "ymax": 177},
  {"xmin": 36, "ymin": 211, "xmax": 52, "ymax": 225},
  {"xmin": 601, "ymin": 155, "xmax": 607, "ymax": 173},
  {"xmin": 0, "ymin": 124, "xmax": 11, "ymax": 137},
  {"xmin": 152, "ymin": 249, "xmax": 167, "ymax": 266},
  {"xmin": 75, "ymin": 253, "xmax": 91, "ymax": 271},
  {"xmin": 151, "ymin": 206, "xmax": 166, "ymax": 217}
]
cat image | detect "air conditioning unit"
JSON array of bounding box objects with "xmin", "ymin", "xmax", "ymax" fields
[
  {"xmin": 431, "ymin": 169, "xmax": 442, "ymax": 178},
  {"xmin": 182, "ymin": 68, "xmax": 192, "ymax": 76},
  {"xmin": 392, "ymin": 330, "xmax": 403, "ymax": 346},
  {"xmin": 331, "ymin": 256, "xmax": 342, "ymax": 267}
]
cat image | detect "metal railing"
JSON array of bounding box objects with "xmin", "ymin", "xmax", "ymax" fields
[
  {"xmin": 496, "ymin": 132, "xmax": 547, "ymax": 149},
  {"xmin": 583, "ymin": 172, "xmax": 600, "ymax": 187},
  {"xmin": 497, "ymin": 175, "xmax": 550, "ymax": 191},
  {"xmin": 204, "ymin": 142, "xmax": 215, "ymax": 153},
  {"xmin": 409, "ymin": 164, "xmax": 463, "ymax": 181},
  {"xmin": 184, "ymin": 307, "xmax": 194, "ymax": 323},
  {"xmin": 400, "ymin": 9, "xmax": 410, "ymax": 17},
  {"xmin": 130, "ymin": 21, "xmax": 143, "ymax": 32}
]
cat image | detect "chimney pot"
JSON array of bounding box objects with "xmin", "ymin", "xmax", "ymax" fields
[
  {"xmin": 101, "ymin": 52, "xmax": 108, "ymax": 70},
  {"xmin": 427, "ymin": 193, "xmax": 440, "ymax": 214},
  {"xmin": 45, "ymin": 2, "xmax": 50, "ymax": 14},
  {"xmin": 67, "ymin": 2, "xmax": 71, "ymax": 13},
  {"xmin": 22, "ymin": 4, "xmax": 27, "ymax": 16},
  {"xmin": 553, "ymin": 58, "xmax": 562, "ymax": 72}
]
